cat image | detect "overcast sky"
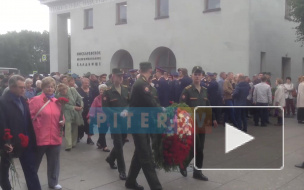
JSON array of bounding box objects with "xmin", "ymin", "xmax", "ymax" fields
[{"xmin": 0, "ymin": 0, "xmax": 49, "ymax": 34}]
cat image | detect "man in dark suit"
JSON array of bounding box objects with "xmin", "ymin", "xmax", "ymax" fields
[{"xmin": 0, "ymin": 75, "xmax": 41, "ymax": 190}]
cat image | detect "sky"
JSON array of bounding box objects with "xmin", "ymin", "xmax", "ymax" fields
[{"xmin": 0, "ymin": 0, "xmax": 49, "ymax": 34}]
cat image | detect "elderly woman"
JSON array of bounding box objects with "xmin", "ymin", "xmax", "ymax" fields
[
  {"xmin": 297, "ymin": 76, "xmax": 304, "ymax": 124},
  {"xmin": 35, "ymin": 80, "xmax": 42, "ymax": 96},
  {"xmin": 274, "ymin": 78, "xmax": 285, "ymax": 125},
  {"xmin": 29, "ymin": 77, "xmax": 64, "ymax": 190},
  {"xmin": 88, "ymin": 84, "xmax": 110, "ymax": 151},
  {"xmin": 25, "ymin": 78, "xmax": 36, "ymax": 99},
  {"xmin": 56, "ymin": 83, "xmax": 84, "ymax": 151},
  {"xmin": 77, "ymin": 77, "xmax": 94, "ymax": 144}
]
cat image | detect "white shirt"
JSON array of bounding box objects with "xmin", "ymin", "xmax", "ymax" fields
[
  {"xmin": 284, "ymin": 83, "xmax": 294, "ymax": 99},
  {"xmin": 253, "ymin": 82, "xmax": 272, "ymax": 104}
]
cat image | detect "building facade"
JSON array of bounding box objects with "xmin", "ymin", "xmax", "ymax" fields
[{"xmin": 40, "ymin": 0, "xmax": 304, "ymax": 82}]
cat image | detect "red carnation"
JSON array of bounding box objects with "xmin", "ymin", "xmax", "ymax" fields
[
  {"xmin": 18, "ymin": 134, "xmax": 29, "ymax": 148},
  {"xmin": 3, "ymin": 129, "xmax": 13, "ymax": 141},
  {"xmin": 56, "ymin": 97, "xmax": 69, "ymax": 104},
  {"xmin": 3, "ymin": 133, "xmax": 13, "ymax": 141}
]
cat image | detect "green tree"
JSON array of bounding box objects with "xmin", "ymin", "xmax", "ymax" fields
[
  {"xmin": 0, "ymin": 31, "xmax": 50, "ymax": 75},
  {"xmin": 290, "ymin": 0, "xmax": 304, "ymax": 44}
]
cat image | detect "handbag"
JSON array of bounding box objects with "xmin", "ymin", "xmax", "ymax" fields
[
  {"xmin": 32, "ymin": 100, "xmax": 50, "ymax": 121},
  {"xmin": 292, "ymin": 89, "xmax": 297, "ymax": 97}
]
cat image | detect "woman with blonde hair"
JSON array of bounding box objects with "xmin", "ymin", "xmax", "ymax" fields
[{"xmin": 29, "ymin": 77, "xmax": 64, "ymax": 190}]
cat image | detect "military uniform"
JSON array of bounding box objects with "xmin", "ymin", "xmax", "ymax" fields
[
  {"xmin": 150, "ymin": 85, "xmax": 160, "ymax": 106},
  {"xmin": 156, "ymin": 76, "xmax": 170, "ymax": 107},
  {"xmin": 126, "ymin": 62, "xmax": 162, "ymax": 190},
  {"xmin": 178, "ymin": 76, "xmax": 192, "ymax": 100},
  {"xmin": 200, "ymin": 77, "xmax": 209, "ymax": 88},
  {"xmin": 179, "ymin": 66, "xmax": 216, "ymax": 181},
  {"xmin": 103, "ymin": 69, "xmax": 129, "ymax": 179}
]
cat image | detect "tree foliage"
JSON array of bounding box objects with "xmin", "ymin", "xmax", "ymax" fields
[
  {"xmin": 0, "ymin": 31, "xmax": 50, "ymax": 75},
  {"xmin": 290, "ymin": 0, "xmax": 304, "ymax": 44}
]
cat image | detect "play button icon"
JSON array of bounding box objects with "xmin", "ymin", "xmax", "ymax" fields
[{"xmin": 225, "ymin": 123, "xmax": 255, "ymax": 154}]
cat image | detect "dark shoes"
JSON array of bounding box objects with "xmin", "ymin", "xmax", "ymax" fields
[
  {"xmin": 103, "ymin": 148, "xmax": 110, "ymax": 152},
  {"xmin": 65, "ymin": 148, "xmax": 71, "ymax": 151},
  {"xmin": 295, "ymin": 162, "xmax": 304, "ymax": 169},
  {"xmin": 125, "ymin": 182, "xmax": 144, "ymax": 190},
  {"xmin": 119, "ymin": 172, "xmax": 127, "ymax": 180},
  {"xmin": 179, "ymin": 166, "xmax": 187, "ymax": 177},
  {"xmin": 105, "ymin": 157, "xmax": 117, "ymax": 169},
  {"xmin": 260, "ymin": 124, "xmax": 267, "ymax": 127},
  {"xmin": 193, "ymin": 171, "xmax": 208, "ymax": 181},
  {"xmin": 87, "ymin": 138, "xmax": 95, "ymax": 145}
]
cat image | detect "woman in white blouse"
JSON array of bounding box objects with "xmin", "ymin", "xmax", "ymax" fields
[{"xmin": 284, "ymin": 77, "xmax": 295, "ymax": 117}]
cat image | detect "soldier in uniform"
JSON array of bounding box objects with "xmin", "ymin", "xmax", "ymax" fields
[
  {"xmin": 179, "ymin": 66, "xmax": 218, "ymax": 181},
  {"xmin": 178, "ymin": 68, "xmax": 192, "ymax": 100},
  {"xmin": 128, "ymin": 69, "xmax": 138, "ymax": 89},
  {"xmin": 103, "ymin": 68, "xmax": 129, "ymax": 180},
  {"xmin": 125, "ymin": 62, "xmax": 162, "ymax": 190},
  {"xmin": 169, "ymin": 72, "xmax": 180, "ymax": 103},
  {"xmin": 148, "ymin": 75, "xmax": 160, "ymax": 106},
  {"xmin": 200, "ymin": 71, "xmax": 209, "ymax": 88},
  {"xmin": 99, "ymin": 73, "xmax": 107, "ymax": 84},
  {"xmin": 155, "ymin": 67, "xmax": 170, "ymax": 107},
  {"xmin": 207, "ymin": 72, "xmax": 220, "ymax": 106}
]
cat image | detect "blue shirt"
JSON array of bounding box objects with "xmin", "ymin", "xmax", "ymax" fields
[{"xmin": 25, "ymin": 88, "xmax": 36, "ymax": 99}]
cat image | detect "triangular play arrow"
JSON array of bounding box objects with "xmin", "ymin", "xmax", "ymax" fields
[{"xmin": 225, "ymin": 123, "xmax": 255, "ymax": 153}]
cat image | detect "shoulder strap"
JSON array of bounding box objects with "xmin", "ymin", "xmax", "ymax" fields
[{"xmin": 32, "ymin": 100, "xmax": 51, "ymax": 121}]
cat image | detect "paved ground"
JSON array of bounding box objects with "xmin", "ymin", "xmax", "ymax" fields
[{"xmin": 11, "ymin": 116, "xmax": 304, "ymax": 190}]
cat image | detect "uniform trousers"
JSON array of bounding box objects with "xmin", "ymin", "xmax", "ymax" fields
[
  {"xmin": 184, "ymin": 134, "xmax": 205, "ymax": 170},
  {"xmin": 126, "ymin": 134, "xmax": 162, "ymax": 190},
  {"xmin": 107, "ymin": 133, "xmax": 126, "ymax": 173}
]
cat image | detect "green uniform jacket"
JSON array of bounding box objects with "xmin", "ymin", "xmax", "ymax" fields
[
  {"xmin": 130, "ymin": 75, "xmax": 158, "ymax": 107},
  {"xmin": 179, "ymin": 84, "xmax": 209, "ymax": 107}
]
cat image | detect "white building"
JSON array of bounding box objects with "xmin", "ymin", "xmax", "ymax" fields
[{"xmin": 40, "ymin": 0, "xmax": 304, "ymax": 82}]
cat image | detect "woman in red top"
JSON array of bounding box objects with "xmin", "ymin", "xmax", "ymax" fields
[
  {"xmin": 88, "ymin": 84, "xmax": 110, "ymax": 152},
  {"xmin": 29, "ymin": 77, "xmax": 64, "ymax": 190}
]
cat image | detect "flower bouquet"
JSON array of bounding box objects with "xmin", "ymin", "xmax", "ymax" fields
[
  {"xmin": 56, "ymin": 97, "xmax": 69, "ymax": 137},
  {"xmin": 153, "ymin": 103, "xmax": 194, "ymax": 172},
  {"xmin": 1, "ymin": 129, "xmax": 29, "ymax": 189}
]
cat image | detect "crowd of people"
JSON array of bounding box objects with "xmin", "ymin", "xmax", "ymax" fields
[{"xmin": 0, "ymin": 64, "xmax": 303, "ymax": 190}]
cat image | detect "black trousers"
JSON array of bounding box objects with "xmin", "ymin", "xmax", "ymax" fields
[
  {"xmin": 107, "ymin": 133, "xmax": 126, "ymax": 173},
  {"xmin": 254, "ymin": 103, "xmax": 269, "ymax": 125},
  {"xmin": 184, "ymin": 134, "xmax": 205, "ymax": 170},
  {"xmin": 126, "ymin": 134, "xmax": 162, "ymax": 190},
  {"xmin": 0, "ymin": 146, "xmax": 41, "ymax": 190}
]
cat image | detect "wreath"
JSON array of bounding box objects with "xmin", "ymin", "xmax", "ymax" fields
[{"xmin": 153, "ymin": 103, "xmax": 194, "ymax": 172}]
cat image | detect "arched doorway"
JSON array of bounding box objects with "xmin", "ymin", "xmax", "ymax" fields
[
  {"xmin": 110, "ymin": 50, "xmax": 133, "ymax": 73},
  {"xmin": 149, "ymin": 47, "xmax": 176, "ymax": 73}
]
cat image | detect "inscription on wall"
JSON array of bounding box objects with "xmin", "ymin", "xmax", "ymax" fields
[
  {"xmin": 50, "ymin": 0, "xmax": 114, "ymax": 13},
  {"xmin": 76, "ymin": 51, "xmax": 101, "ymax": 67}
]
